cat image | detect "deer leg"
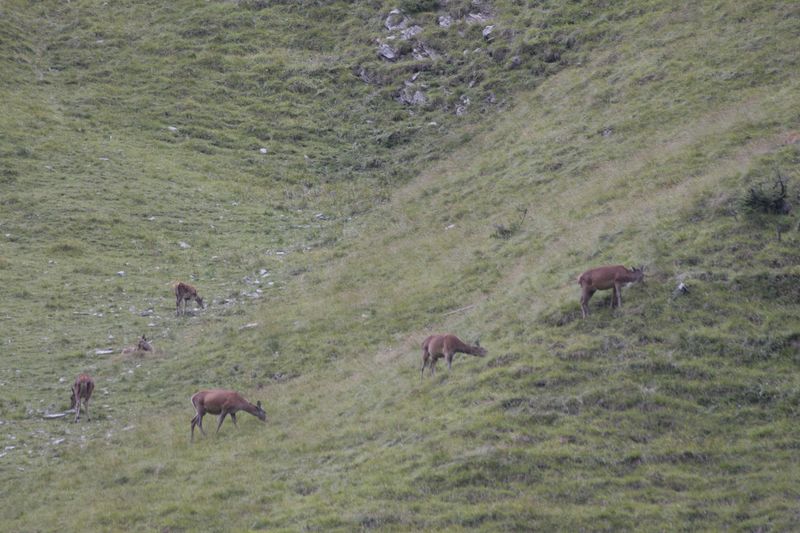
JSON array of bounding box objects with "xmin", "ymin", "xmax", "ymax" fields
[
  {"xmin": 421, "ymin": 352, "xmax": 429, "ymax": 379},
  {"xmin": 614, "ymin": 282, "xmax": 622, "ymax": 308},
  {"xmin": 84, "ymin": 398, "xmax": 90, "ymax": 421},
  {"xmin": 190, "ymin": 414, "xmax": 201, "ymax": 441},
  {"xmin": 192, "ymin": 410, "xmax": 207, "ymax": 439},
  {"xmin": 580, "ymin": 288, "xmax": 595, "ymax": 318},
  {"xmin": 231, "ymin": 413, "xmax": 238, "ymax": 427},
  {"xmin": 74, "ymin": 397, "xmax": 80, "ymax": 423},
  {"xmin": 446, "ymin": 353, "xmax": 454, "ymax": 370},
  {"xmin": 216, "ymin": 413, "xmax": 227, "ymax": 434}
]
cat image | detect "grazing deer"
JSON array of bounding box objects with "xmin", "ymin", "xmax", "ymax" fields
[
  {"xmin": 121, "ymin": 335, "xmax": 153, "ymax": 356},
  {"xmin": 578, "ymin": 265, "xmax": 644, "ymax": 318},
  {"xmin": 781, "ymin": 131, "xmax": 800, "ymax": 145},
  {"xmin": 190, "ymin": 389, "xmax": 266, "ymax": 441},
  {"xmin": 174, "ymin": 281, "xmax": 204, "ymax": 316},
  {"xmin": 421, "ymin": 334, "xmax": 487, "ymax": 379},
  {"xmin": 70, "ymin": 374, "xmax": 95, "ymax": 423}
]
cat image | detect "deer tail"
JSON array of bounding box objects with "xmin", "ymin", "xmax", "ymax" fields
[
  {"xmin": 76, "ymin": 381, "xmax": 91, "ymax": 398},
  {"xmin": 421, "ymin": 335, "xmax": 434, "ymax": 352}
]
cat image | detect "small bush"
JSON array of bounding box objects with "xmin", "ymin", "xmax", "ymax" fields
[
  {"xmin": 741, "ymin": 171, "xmax": 792, "ymax": 214},
  {"xmin": 399, "ymin": 0, "xmax": 440, "ymax": 14},
  {"xmin": 49, "ymin": 240, "xmax": 84, "ymax": 256},
  {"xmin": 491, "ymin": 206, "xmax": 528, "ymax": 239}
]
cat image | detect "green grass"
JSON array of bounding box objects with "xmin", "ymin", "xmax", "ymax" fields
[{"xmin": 2, "ymin": 0, "xmax": 800, "ymax": 530}]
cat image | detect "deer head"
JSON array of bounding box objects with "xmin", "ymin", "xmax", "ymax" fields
[
  {"xmin": 631, "ymin": 266, "xmax": 645, "ymax": 283},
  {"xmin": 254, "ymin": 400, "xmax": 266, "ymax": 421},
  {"xmin": 473, "ymin": 339, "xmax": 487, "ymax": 357},
  {"xmin": 138, "ymin": 335, "xmax": 153, "ymax": 352}
]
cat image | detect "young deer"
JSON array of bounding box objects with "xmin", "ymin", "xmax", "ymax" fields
[
  {"xmin": 190, "ymin": 389, "xmax": 266, "ymax": 441},
  {"xmin": 121, "ymin": 335, "xmax": 153, "ymax": 356},
  {"xmin": 578, "ymin": 265, "xmax": 644, "ymax": 318},
  {"xmin": 421, "ymin": 334, "xmax": 487, "ymax": 378},
  {"xmin": 70, "ymin": 374, "xmax": 95, "ymax": 423},
  {"xmin": 174, "ymin": 282, "xmax": 204, "ymax": 316}
]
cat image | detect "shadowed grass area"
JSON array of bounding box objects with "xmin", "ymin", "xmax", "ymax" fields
[{"xmin": 2, "ymin": 0, "xmax": 800, "ymax": 531}]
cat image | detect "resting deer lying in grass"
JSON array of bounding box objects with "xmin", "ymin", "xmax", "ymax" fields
[
  {"xmin": 70, "ymin": 374, "xmax": 95, "ymax": 423},
  {"xmin": 190, "ymin": 389, "xmax": 266, "ymax": 441},
  {"xmin": 121, "ymin": 335, "xmax": 153, "ymax": 356},
  {"xmin": 578, "ymin": 265, "xmax": 644, "ymax": 318},
  {"xmin": 421, "ymin": 334, "xmax": 487, "ymax": 378},
  {"xmin": 174, "ymin": 281, "xmax": 204, "ymax": 316}
]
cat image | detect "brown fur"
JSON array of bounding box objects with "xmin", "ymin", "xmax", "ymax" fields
[
  {"xmin": 70, "ymin": 374, "xmax": 95, "ymax": 423},
  {"xmin": 190, "ymin": 389, "xmax": 266, "ymax": 441},
  {"xmin": 174, "ymin": 282, "xmax": 204, "ymax": 316},
  {"xmin": 781, "ymin": 131, "xmax": 800, "ymax": 145},
  {"xmin": 421, "ymin": 334, "xmax": 487, "ymax": 378},
  {"xmin": 121, "ymin": 335, "xmax": 153, "ymax": 356},
  {"xmin": 578, "ymin": 265, "xmax": 644, "ymax": 318}
]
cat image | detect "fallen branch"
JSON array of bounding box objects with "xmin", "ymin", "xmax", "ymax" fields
[{"xmin": 443, "ymin": 304, "xmax": 477, "ymax": 316}]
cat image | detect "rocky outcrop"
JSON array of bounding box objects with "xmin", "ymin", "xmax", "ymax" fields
[{"xmin": 385, "ymin": 8, "xmax": 409, "ymax": 31}]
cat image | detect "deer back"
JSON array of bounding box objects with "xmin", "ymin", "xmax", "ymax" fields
[
  {"xmin": 443, "ymin": 334, "xmax": 487, "ymax": 356},
  {"xmin": 579, "ymin": 265, "xmax": 642, "ymax": 290},
  {"xmin": 71, "ymin": 374, "xmax": 94, "ymax": 407}
]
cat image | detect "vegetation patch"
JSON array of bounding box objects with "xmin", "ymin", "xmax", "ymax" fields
[{"xmin": 2, "ymin": 0, "xmax": 800, "ymax": 531}]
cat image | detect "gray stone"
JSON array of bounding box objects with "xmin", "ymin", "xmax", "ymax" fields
[
  {"xmin": 401, "ymin": 25, "xmax": 423, "ymax": 40},
  {"xmin": 385, "ymin": 9, "xmax": 409, "ymax": 31},
  {"xmin": 378, "ymin": 43, "xmax": 398, "ymax": 61},
  {"xmin": 398, "ymin": 87, "xmax": 427, "ymax": 106}
]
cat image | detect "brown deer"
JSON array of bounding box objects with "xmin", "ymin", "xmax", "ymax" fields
[
  {"xmin": 190, "ymin": 389, "xmax": 266, "ymax": 441},
  {"xmin": 781, "ymin": 131, "xmax": 800, "ymax": 145},
  {"xmin": 70, "ymin": 374, "xmax": 95, "ymax": 423},
  {"xmin": 421, "ymin": 334, "xmax": 487, "ymax": 378},
  {"xmin": 174, "ymin": 281, "xmax": 204, "ymax": 316},
  {"xmin": 578, "ymin": 265, "xmax": 644, "ymax": 318},
  {"xmin": 121, "ymin": 335, "xmax": 153, "ymax": 356}
]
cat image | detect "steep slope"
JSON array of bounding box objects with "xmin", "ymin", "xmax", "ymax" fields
[{"xmin": 2, "ymin": 0, "xmax": 800, "ymax": 531}]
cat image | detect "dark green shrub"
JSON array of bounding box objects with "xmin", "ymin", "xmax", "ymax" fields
[
  {"xmin": 742, "ymin": 171, "xmax": 792, "ymax": 214},
  {"xmin": 399, "ymin": 0, "xmax": 440, "ymax": 14}
]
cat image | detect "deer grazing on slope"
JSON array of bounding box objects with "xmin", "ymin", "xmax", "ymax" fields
[
  {"xmin": 174, "ymin": 281, "xmax": 204, "ymax": 316},
  {"xmin": 70, "ymin": 374, "xmax": 95, "ymax": 423},
  {"xmin": 121, "ymin": 335, "xmax": 153, "ymax": 356},
  {"xmin": 578, "ymin": 265, "xmax": 644, "ymax": 318},
  {"xmin": 421, "ymin": 334, "xmax": 487, "ymax": 379},
  {"xmin": 190, "ymin": 389, "xmax": 266, "ymax": 441}
]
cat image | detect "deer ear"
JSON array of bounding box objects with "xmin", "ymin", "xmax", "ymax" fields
[{"xmin": 257, "ymin": 401, "xmax": 262, "ymax": 409}]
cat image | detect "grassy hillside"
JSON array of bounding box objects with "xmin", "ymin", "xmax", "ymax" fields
[{"xmin": 2, "ymin": 0, "xmax": 800, "ymax": 530}]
